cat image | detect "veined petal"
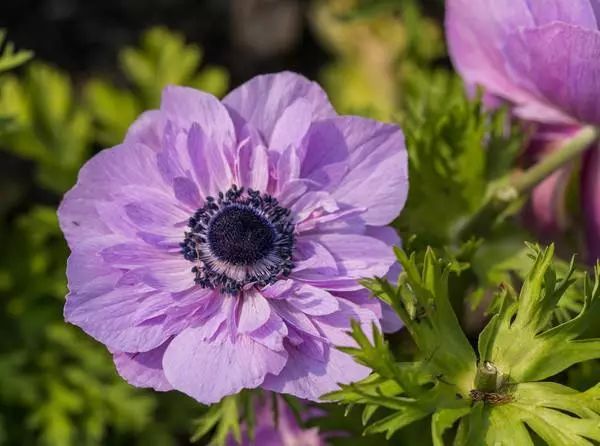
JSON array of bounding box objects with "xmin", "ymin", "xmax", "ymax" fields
[
  {"xmin": 163, "ymin": 331, "xmax": 287, "ymax": 404},
  {"xmin": 223, "ymin": 72, "xmax": 335, "ymax": 143},
  {"xmin": 113, "ymin": 340, "xmax": 173, "ymax": 391}
]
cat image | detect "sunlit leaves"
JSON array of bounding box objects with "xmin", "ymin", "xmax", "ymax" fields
[
  {"xmin": 479, "ymin": 245, "xmax": 600, "ymax": 382},
  {"xmin": 85, "ymin": 27, "xmax": 229, "ymax": 147},
  {"xmin": 0, "ymin": 63, "xmax": 93, "ymax": 192},
  {"xmin": 335, "ymin": 245, "xmax": 600, "ymax": 444},
  {"xmin": 0, "ymin": 30, "xmax": 33, "ymax": 73},
  {"xmin": 398, "ymin": 72, "xmax": 524, "ymax": 247}
]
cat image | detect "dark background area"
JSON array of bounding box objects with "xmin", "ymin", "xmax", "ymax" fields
[{"xmin": 0, "ymin": 0, "xmax": 329, "ymax": 87}]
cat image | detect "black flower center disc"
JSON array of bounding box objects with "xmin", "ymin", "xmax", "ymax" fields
[
  {"xmin": 181, "ymin": 185, "xmax": 295, "ymax": 295},
  {"xmin": 207, "ymin": 204, "xmax": 275, "ymax": 265}
]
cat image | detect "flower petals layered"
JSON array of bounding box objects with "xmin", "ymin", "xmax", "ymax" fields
[{"xmin": 59, "ymin": 72, "xmax": 408, "ymax": 403}]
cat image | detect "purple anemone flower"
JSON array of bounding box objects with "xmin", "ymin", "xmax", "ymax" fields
[
  {"xmin": 58, "ymin": 72, "xmax": 407, "ymax": 403},
  {"xmin": 446, "ymin": 0, "xmax": 600, "ymax": 262},
  {"xmin": 227, "ymin": 395, "xmax": 328, "ymax": 446}
]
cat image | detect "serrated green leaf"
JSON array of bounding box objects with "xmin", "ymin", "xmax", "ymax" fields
[
  {"xmin": 431, "ymin": 406, "xmax": 470, "ymax": 446},
  {"xmin": 479, "ymin": 245, "xmax": 600, "ymax": 382}
]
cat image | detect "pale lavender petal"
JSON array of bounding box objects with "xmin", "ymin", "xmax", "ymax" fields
[
  {"xmin": 270, "ymin": 300, "xmax": 323, "ymax": 339},
  {"xmin": 238, "ymin": 289, "xmax": 271, "ymax": 334},
  {"xmin": 525, "ymin": 0, "xmax": 599, "ymax": 28},
  {"xmin": 286, "ymin": 284, "xmax": 339, "ymax": 316},
  {"xmin": 293, "ymin": 239, "xmax": 339, "ymax": 275},
  {"xmin": 173, "ymin": 176, "xmax": 202, "ymax": 209},
  {"xmin": 223, "ymin": 72, "xmax": 335, "ymax": 142},
  {"xmin": 113, "ymin": 340, "xmax": 173, "ymax": 391},
  {"xmin": 248, "ymin": 311, "xmax": 288, "ymax": 351},
  {"xmin": 187, "ymin": 123, "xmax": 235, "ymax": 198},
  {"xmin": 302, "ymin": 119, "xmax": 349, "ymax": 189},
  {"xmin": 163, "ymin": 331, "xmax": 287, "ymax": 404},
  {"xmin": 526, "ymin": 167, "xmax": 572, "ymax": 236},
  {"xmin": 58, "ymin": 143, "xmax": 166, "ymax": 247},
  {"xmin": 65, "ymin": 282, "xmax": 177, "ymax": 352},
  {"xmin": 446, "ymin": 0, "xmax": 535, "ymax": 104},
  {"xmin": 262, "ymin": 345, "xmax": 370, "ymax": 401},
  {"xmin": 270, "ymin": 98, "xmax": 313, "ymax": 152},
  {"xmin": 275, "ymin": 146, "xmax": 302, "ymax": 193},
  {"xmin": 327, "ymin": 117, "xmax": 408, "ymax": 225},
  {"xmin": 503, "ymin": 23, "xmax": 600, "ymax": 124},
  {"xmin": 124, "ymin": 110, "xmax": 163, "ymax": 149},
  {"xmin": 236, "ymin": 140, "xmax": 270, "ymax": 191},
  {"xmin": 161, "ymin": 85, "xmax": 236, "ymax": 152},
  {"xmin": 310, "ymin": 233, "xmax": 396, "ymax": 278},
  {"xmin": 313, "ymin": 299, "xmax": 379, "ymax": 347}
]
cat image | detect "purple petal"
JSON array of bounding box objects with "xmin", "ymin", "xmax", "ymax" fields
[
  {"xmin": 310, "ymin": 233, "xmax": 396, "ymax": 278},
  {"xmin": 238, "ymin": 289, "xmax": 271, "ymax": 334},
  {"xmin": 236, "ymin": 140, "xmax": 270, "ymax": 192},
  {"xmin": 187, "ymin": 123, "xmax": 235, "ymax": 198},
  {"xmin": 262, "ymin": 345, "xmax": 370, "ymax": 401},
  {"xmin": 270, "ymin": 98, "xmax": 313, "ymax": 152},
  {"xmin": 525, "ymin": 0, "xmax": 599, "ymax": 28},
  {"xmin": 286, "ymin": 284, "xmax": 340, "ymax": 316},
  {"xmin": 327, "ymin": 117, "xmax": 408, "ymax": 225},
  {"xmin": 124, "ymin": 110, "xmax": 163, "ymax": 149},
  {"xmin": 65, "ymin": 282, "xmax": 176, "ymax": 352},
  {"xmin": 58, "ymin": 143, "xmax": 166, "ymax": 247},
  {"xmin": 113, "ymin": 340, "xmax": 173, "ymax": 391},
  {"xmin": 223, "ymin": 72, "xmax": 335, "ymax": 143},
  {"xmin": 446, "ymin": 0, "xmax": 535, "ymax": 104},
  {"xmin": 162, "ymin": 331, "xmax": 287, "ymax": 404},
  {"xmin": 173, "ymin": 176, "xmax": 202, "ymax": 208},
  {"xmin": 503, "ymin": 23, "xmax": 600, "ymax": 124},
  {"xmin": 160, "ymin": 85, "xmax": 236, "ymax": 153},
  {"xmin": 248, "ymin": 311, "xmax": 288, "ymax": 351},
  {"xmin": 270, "ymin": 301, "xmax": 322, "ymax": 339},
  {"xmin": 293, "ymin": 239, "xmax": 339, "ymax": 275},
  {"xmin": 275, "ymin": 146, "xmax": 302, "ymax": 192},
  {"xmin": 313, "ymin": 299, "xmax": 379, "ymax": 347},
  {"xmin": 582, "ymin": 146, "xmax": 600, "ymax": 262},
  {"xmin": 302, "ymin": 119, "xmax": 350, "ymax": 189}
]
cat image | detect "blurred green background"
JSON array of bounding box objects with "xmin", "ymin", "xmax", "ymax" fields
[{"xmin": 7, "ymin": 1, "xmax": 593, "ymax": 445}]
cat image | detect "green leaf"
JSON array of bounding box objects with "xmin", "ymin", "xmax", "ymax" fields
[
  {"xmin": 397, "ymin": 70, "xmax": 523, "ymax": 247},
  {"xmin": 0, "ymin": 30, "xmax": 33, "ymax": 73},
  {"xmin": 119, "ymin": 27, "xmax": 229, "ymax": 107},
  {"xmin": 84, "ymin": 79, "xmax": 141, "ymax": 146},
  {"xmin": 431, "ymin": 406, "xmax": 470, "ymax": 446},
  {"xmin": 389, "ymin": 248, "xmax": 477, "ymax": 392},
  {"xmin": 191, "ymin": 395, "xmax": 242, "ymax": 446},
  {"xmin": 479, "ymin": 245, "xmax": 600, "ymax": 382}
]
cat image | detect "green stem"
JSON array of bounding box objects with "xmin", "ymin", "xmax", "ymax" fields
[
  {"xmin": 475, "ymin": 361, "xmax": 500, "ymax": 393},
  {"xmin": 459, "ymin": 125, "xmax": 599, "ymax": 240}
]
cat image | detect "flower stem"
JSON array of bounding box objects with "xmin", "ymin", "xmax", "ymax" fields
[{"xmin": 459, "ymin": 125, "xmax": 599, "ymax": 240}]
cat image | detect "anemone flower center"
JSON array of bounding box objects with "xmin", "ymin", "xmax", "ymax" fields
[
  {"xmin": 207, "ymin": 205, "xmax": 275, "ymax": 265},
  {"xmin": 181, "ymin": 185, "xmax": 295, "ymax": 295}
]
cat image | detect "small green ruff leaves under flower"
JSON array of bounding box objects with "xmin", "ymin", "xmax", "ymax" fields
[{"xmin": 326, "ymin": 244, "xmax": 600, "ymax": 445}]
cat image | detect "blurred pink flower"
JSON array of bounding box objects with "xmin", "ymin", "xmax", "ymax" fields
[{"xmin": 446, "ymin": 0, "xmax": 600, "ymax": 262}]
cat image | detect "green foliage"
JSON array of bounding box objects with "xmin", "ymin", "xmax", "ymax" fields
[
  {"xmin": 397, "ymin": 71, "xmax": 524, "ymax": 247},
  {"xmin": 479, "ymin": 245, "xmax": 600, "ymax": 383},
  {"xmin": 0, "ymin": 27, "xmax": 229, "ymax": 195},
  {"xmin": 331, "ymin": 245, "xmax": 600, "ymax": 445},
  {"xmin": 86, "ymin": 27, "xmax": 229, "ymax": 146},
  {"xmin": 0, "ymin": 30, "xmax": 33, "ymax": 74},
  {"xmin": 0, "ymin": 207, "xmax": 159, "ymax": 446},
  {"xmin": 191, "ymin": 394, "xmax": 245, "ymax": 446},
  {"xmin": 0, "ymin": 64, "xmax": 93, "ymax": 192}
]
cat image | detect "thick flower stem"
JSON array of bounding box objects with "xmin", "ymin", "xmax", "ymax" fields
[{"xmin": 459, "ymin": 125, "xmax": 599, "ymax": 240}]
